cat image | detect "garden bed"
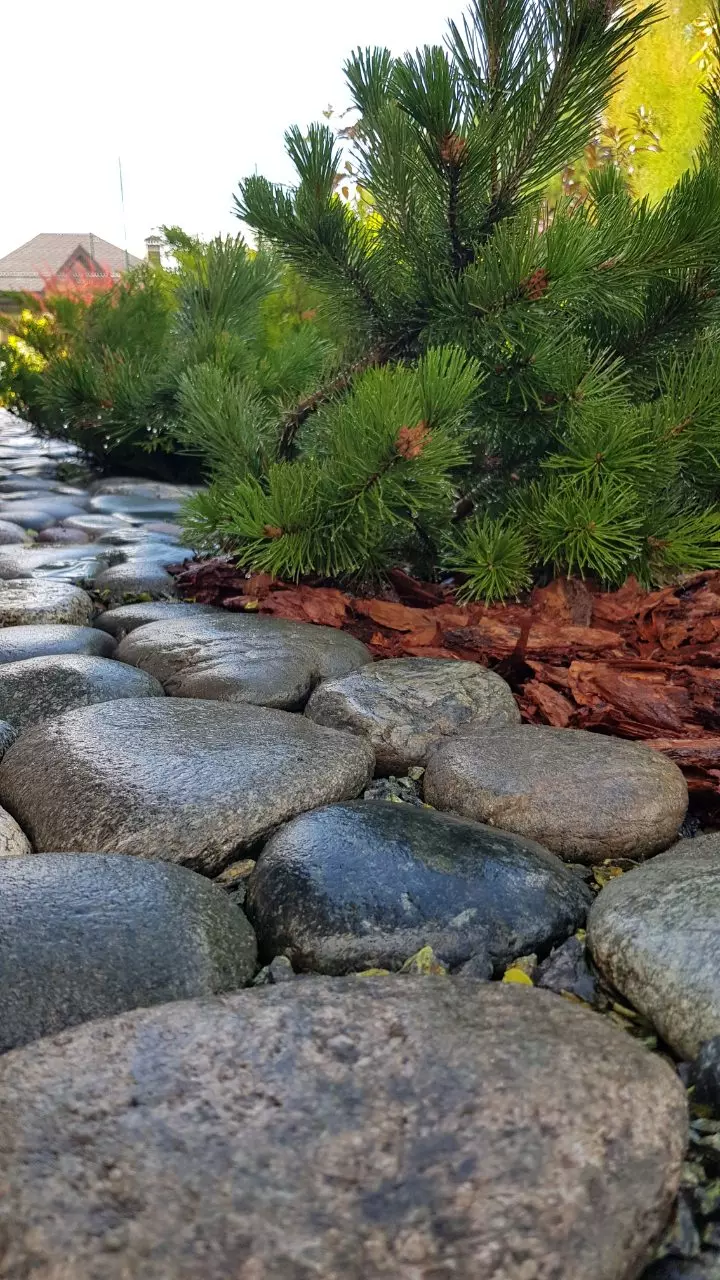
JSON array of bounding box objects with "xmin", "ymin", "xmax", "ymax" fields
[{"xmin": 173, "ymin": 558, "xmax": 720, "ymax": 812}]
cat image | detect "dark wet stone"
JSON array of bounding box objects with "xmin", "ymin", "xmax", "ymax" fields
[
  {"xmin": 588, "ymin": 835, "xmax": 720, "ymax": 1059},
  {"xmin": 246, "ymin": 800, "xmax": 591, "ymax": 974},
  {"xmin": 0, "ymin": 579, "xmax": 94, "ymax": 626},
  {"xmin": 0, "ymin": 624, "xmax": 116, "ymax": 663},
  {"xmin": 0, "ymin": 655, "xmax": 164, "ymax": 732},
  {"xmin": 424, "ymin": 724, "xmax": 688, "ymax": 863},
  {"xmin": 0, "ymin": 519, "xmax": 27, "ymax": 545},
  {"xmin": 0, "ymin": 980, "xmax": 686, "ymax": 1280},
  {"xmin": 116, "ymin": 613, "xmax": 372, "ymax": 708},
  {"xmin": 642, "ymin": 1262, "xmax": 717, "ymax": 1280},
  {"xmin": 536, "ymin": 935, "xmax": 599, "ymax": 1004},
  {"xmin": 0, "ymin": 700, "xmax": 375, "ymax": 872},
  {"xmin": 0, "ymin": 853, "xmax": 257, "ymax": 1052},
  {"xmin": 455, "ymin": 952, "xmax": 494, "ymax": 980},
  {"xmin": 94, "ymin": 600, "xmax": 222, "ymax": 639},
  {"xmin": 305, "ymin": 656, "xmax": 520, "ymax": 772}
]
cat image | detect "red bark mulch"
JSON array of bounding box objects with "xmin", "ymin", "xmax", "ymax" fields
[{"xmin": 171, "ymin": 558, "xmax": 720, "ymax": 810}]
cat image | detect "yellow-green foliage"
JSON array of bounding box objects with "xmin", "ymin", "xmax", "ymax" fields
[{"xmin": 609, "ymin": 0, "xmax": 708, "ymax": 201}]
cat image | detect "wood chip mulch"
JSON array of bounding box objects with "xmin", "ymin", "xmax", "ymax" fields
[{"xmin": 171, "ymin": 559, "xmax": 720, "ymax": 809}]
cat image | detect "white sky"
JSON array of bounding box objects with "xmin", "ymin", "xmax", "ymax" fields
[{"xmin": 3, "ymin": 0, "xmax": 465, "ymax": 262}]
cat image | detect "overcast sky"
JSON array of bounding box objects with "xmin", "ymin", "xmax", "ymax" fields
[{"xmin": 3, "ymin": 0, "xmax": 465, "ymax": 261}]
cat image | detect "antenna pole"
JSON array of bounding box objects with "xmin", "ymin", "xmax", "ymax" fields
[{"xmin": 118, "ymin": 157, "xmax": 129, "ymax": 271}]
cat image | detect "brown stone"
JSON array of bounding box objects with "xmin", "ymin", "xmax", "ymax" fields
[{"xmin": 0, "ymin": 980, "xmax": 685, "ymax": 1280}]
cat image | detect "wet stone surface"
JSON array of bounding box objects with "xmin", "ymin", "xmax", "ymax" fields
[
  {"xmin": 0, "ymin": 853, "xmax": 257, "ymax": 1052},
  {"xmin": 0, "ymin": 980, "xmax": 687, "ymax": 1280},
  {"xmin": 246, "ymin": 799, "xmax": 591, "ymax": 974}
]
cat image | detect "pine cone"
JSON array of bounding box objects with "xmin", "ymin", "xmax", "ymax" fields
[
  {"xmin": 263, "ymin": 525, "xmax": 284, "ymax": 539},
  {"xmin": 396, "ymin": 421, "xmax": 431, "ymax": 460},
  {"xmin": 522, "ymin": 268, "xmax": 550, "ymax": 301}
]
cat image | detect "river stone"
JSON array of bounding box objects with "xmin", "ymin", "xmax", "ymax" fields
[
  {"xmin": 115, "ymin": 614, "xmax": 373, "ymax": 708},
  {"xmin": 0, "ymin": 477, "xmax": 84, "ymax": 495},
  {"xmin": 0, "ymin": 700, "xmax": 375, "ymax": 872},
  {"xmin": 0, "ymin": 854, "xmax": 257, "ymax": 1052},
  {"xmin": 305, "ymin": 657, "xmax": 520, "ymax": 772},
  {"xmin": 89, "ymin": 478, "xmax": 199, "ymax": 500},
  {"xmin": 62, "ymin": 513, "xmax": 135, "ymax": 537},
  {"xmin": 89, "ymin": 494, "xmax": 184, "ymax": 519},
  {"xmin": 0, "ymin": 518, "xmax": 27, "ymax": 544},
  {"xmin": 93, "ymin": 557, "xmax": 178, "ymax": 602},
  {"xmin": 94, "ymin": 600, "xmax": 223, "ymax": 638},
  {"xmin": 246, "ymin": 800, "xmax": 591, "ymax": 973},
  {"xmin": 0, "ymin": 544, "xmax": 111, "ymax": 582},
  {"xmin": 424, "ymin": 724, "xmax": 688, "ymax": 863},
  {"xmin": 0, "ymin": 579, "xmax": 94, "ymax": 626},
  {"xmin": 0, "ymin": 624, "xmax": 116, "ymax": 663},
  {"xmin": 0, "ymin": 496, "xmax": 89, "ymax": 529},
  {"xmin": 0, "ymin": 980, "xmax": 686, "ymax": 1280},
  {"xmin": 0, "ymin": 655, "xmax": 164, "ymax": 732},
  {"xmin": 587, "ymin": 835, "xmax": 720, "ymax": 1058},
  {"xmin": 37, "ymin": 524, "xmax": 90, "ymax": 545},
  {"xmin": 0, "ymin": 803, "xmax": 31, "ymax": 857}
]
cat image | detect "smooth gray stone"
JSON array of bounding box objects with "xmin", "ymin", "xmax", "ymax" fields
[
  {"xmin": 0, "ymin": 625, "xmax": 116, "ymax": 663},
  {"xmin": 93, "ymin": 558, "xmax": 178, "ymax": 603},
  {"xmin": 588, "ymin": 835, "xmax": 720, "ymax": 1058},
  {"xmin": 305, "ymin": 657, "xmax": 520, "ymax": 772},
  {"xmin": 0, "ymin": 655, "xmax": 164, "ymax": 732},
  {"xmin": 0, "ymin": 545, "xmax": 112, "ymax": 583},
  {"xmin": 0, "ymin": 498, "xmax": 89, "ymax": 529},
  {"xmin": 424, "ymin": 725, "xmax": 688, "ymax": 863},
  {"xmin": 89, "ymin": 478, "xmax": 201, "ymax": 500},
  {"xmin": 61, "ymin": 513, "xmax": 135, "ymax": 537},
  {"xmin": 0, "ymin": 854, "xmax": 257, "ymax": 1052},
  {"xmin": 89, "ymin": 494, "xmax": 183, "ymax": 519},
  {"xmin": 94, "ymin": 601, "xmax": 223, "ymax": 639},
  {"xmin": 0, "ymin": 579, "xmax": 94, "ymax": 626},
  {"xmin": 0, "ymin": 477, "xmax": 85, "ymax": 495},
  {"xmin": 0, "ymin": 981, "xmax": 687, "ymax": 1280},
  {"xmin": 37, "ymin": 525, "xmax": 90, "ymax": 545},
  {"xmin": 0, "ymin": 699, "xmax": 375, "ymax": 872},
  {"xmin": 95, "ymin": 527, "xmax": 182, "ymax": 547},
  {"xmin": 116, "ymin": 614, "xmax": 373, "ymax": 708},
  {"xmin": 246, "ymin": 800, "xmax": 591, "ymax": 973},
  {"xmin": 0, "ymin": 519, "xmax": 27, "ymax": 545}
]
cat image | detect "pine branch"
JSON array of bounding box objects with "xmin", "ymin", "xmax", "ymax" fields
[{"xmin": 277, "ymin": 346, "xmax": 389, "ymax": 458}]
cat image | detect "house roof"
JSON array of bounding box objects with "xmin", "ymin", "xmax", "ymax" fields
[{"xmin": 0, "ymin": 233, "xmax": 142, "ymax": 293}]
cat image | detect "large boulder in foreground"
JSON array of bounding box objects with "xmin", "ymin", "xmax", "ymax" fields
[
  {"xmin": 116, "ymin": 613, "xmax": 372, "ymax": 708},
  {"xmin": 246, "ymin": 800, "xmax": 590, "ymax": 972},
  {"xmin": 0, "ymin": 854, "xmax": 257, "ymax": 1053},
  {"xmin": 424, "ymin": 724, "xmax": 688, "ymax": 862},
  {"xmin": 588, "ymin": 835, "xmax": 720, "ymax": 1059},
  {"xmin": 0, "ymin": 579, "xmax": 94, "ymax": 626},
  {"xmin": 0, "ymin": 980, "xmax": 686, "ymax": 1280},
  {"xmin": 0, "ymin": 654, "xmax": 164, "ymax": 732},
  {"xmin": 0, "ymin": 699, "xmax": 375, "ymax": 872},
  {"xmin": 304, "ymin": 656, "xmax": 519, "ymax": 772}
]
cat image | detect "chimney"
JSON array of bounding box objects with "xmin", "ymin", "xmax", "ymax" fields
[{"xmin": 145, "ymin": 234, "xmax": 163, "ymax": 267}]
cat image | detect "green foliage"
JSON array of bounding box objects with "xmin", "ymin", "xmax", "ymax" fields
[
  {"xmin": 446, "ymin": 513, "xmax": 533, "ymax": 601},
  {"xmin": 0, "ymin": 237, "xmax": 334, "ymax": 480},
  {"xmin": 193, "ymin": 0, "xmax": 720, "ymax": 595}
]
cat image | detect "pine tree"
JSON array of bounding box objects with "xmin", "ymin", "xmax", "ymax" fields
[{"xmin": 187, "ymin": 0, "xmax": 720, "ymax": 593}]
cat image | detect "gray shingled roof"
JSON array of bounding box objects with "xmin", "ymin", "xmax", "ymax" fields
[{"xmin": 0, "ymin": 234, "xmax": 142, "ymax": 293}]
